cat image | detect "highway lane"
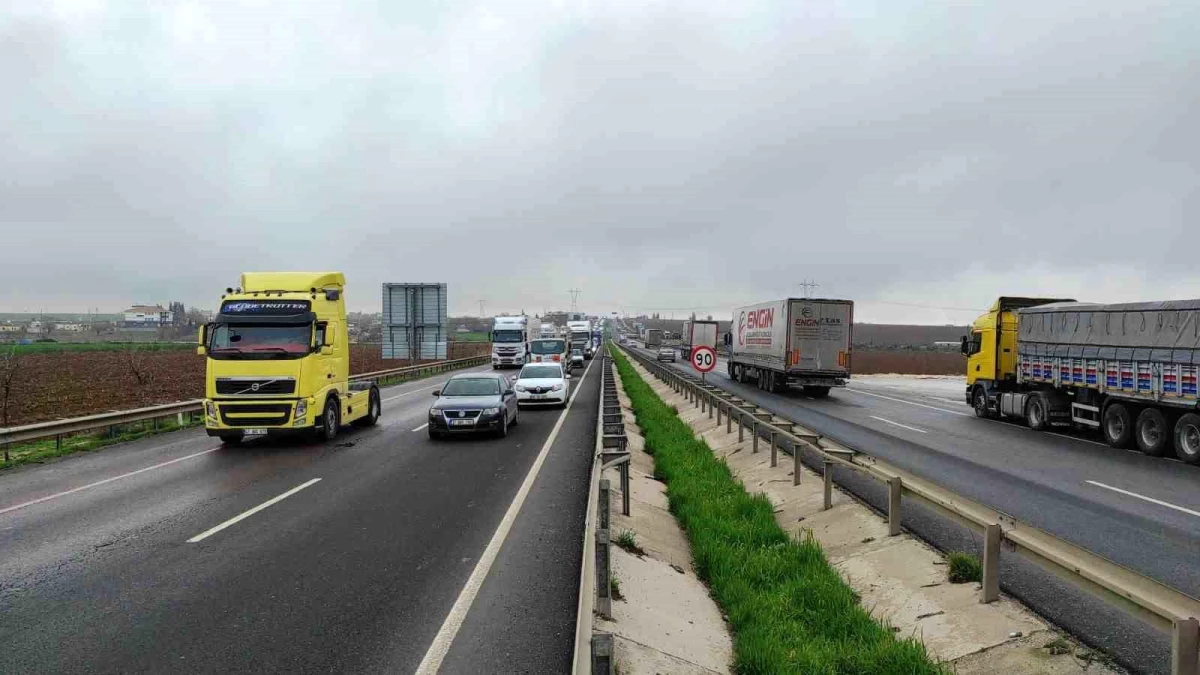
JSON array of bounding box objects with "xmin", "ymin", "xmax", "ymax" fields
[
  {"xmin": 631, "ymin": 344, "xmax": 1199, "ymax": 674},
  {"xmin": 1, "ymin": 360, "xmax": 599, "ymax": 674}
]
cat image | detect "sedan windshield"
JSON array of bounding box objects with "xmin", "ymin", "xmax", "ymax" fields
[
  {"xmin": 519, "ymin": 365, "xmax": 562, "ymax": 379},
  {"xmin": 209, "ymin": 324, "xmax": 311, "ymax": 359},
  {"xmin": 441, "ymin": 378, "xmax": 501, "ymax": 396}
]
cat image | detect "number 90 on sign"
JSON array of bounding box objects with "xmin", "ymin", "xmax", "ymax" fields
[{"xmin": 691, "ymin": 346, "xmax": 717, "ymax": 373}]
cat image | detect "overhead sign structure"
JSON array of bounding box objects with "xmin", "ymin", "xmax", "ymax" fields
[{"xmin": 691, "ymin": 345, "xmax": 717, "ymax": 373}]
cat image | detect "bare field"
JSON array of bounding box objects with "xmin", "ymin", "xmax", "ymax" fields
[
  {"xmin": 851, "ymin": 350, "xmax": 965, "ymax": 376},
  {"xmin": 2, "ymin": 342, "xmax": 490, "ymax": 427}
]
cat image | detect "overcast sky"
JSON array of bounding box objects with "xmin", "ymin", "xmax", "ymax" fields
[{"xmin": 2, "ymin": 1, "xmax": 1197, "ymax": 324}]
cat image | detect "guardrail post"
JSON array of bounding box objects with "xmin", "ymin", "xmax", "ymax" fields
[
  {"xmin": 1173, "ymin": 616, "xmax": 1199, "ymax": 675},
  {"xmin": 592, "ymin": 632, "xmax": 614, "ymax": 675},
  {"xmin": 888, "ymin": 476, "xmax": 902, "ymax": 536},
  {"xmin": 770, "ymin": 431, "xmax": 777, "ymax": 467},
  {"xmin": 708, "ymin": 394, "xmax": 714, "ymax": 419},
  {"xmin": 738, "ymin": 413, "xmax": 744, "ymax": 443},
  {"xmin": 597, "ymin": 479, "xmax": 612, "ymax": 619},
  {"xmin": 823, "ymin": 461, "xmax": 833, "ymax": 510},
  {"xmin": 726, "ymin": 406, "xmax": 732, "ymax": 433},
  {"xmin": 981, "ymin": 523, "xmax": 1001, "ymax": 604},
  {"xmin": 177, "ymin": 412, "xmax": 185, "ymax": 426},
  {"xmin": 56, "ymin": 435, "xmax": 61, "ymax": 454},
  {"xmin": 700, "ymin": 395, "xmax": 705, "ymax": 414},
  {"xmin": 621, "ymin": 462, "xmax": 631, "ymax": 517},
  {"xmin": 752, "ymin": 422, "xmax": 759, "ymax": 453},
  {"xmin": 793, "ymin": 440, "xmax": 802, "ymax": 486}
]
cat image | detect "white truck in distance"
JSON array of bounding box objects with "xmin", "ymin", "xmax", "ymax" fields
[
  {"xmin": 681, "ymin": 320, "xmax": 719, "ymax": 358},
  {"xmin": 567, "ymin": 320, "xmax": 593, "ymax": 359},
  {"xmin": 490, "ymin": 315, "xmax": 535, "ymax": 369},
  {"xmin": 539, "ymin": 323, "xmax": 557, "ymax": 338},
  {"xmin": 727, "ymin": 298, "xmax": 853, "ymax": 397}
]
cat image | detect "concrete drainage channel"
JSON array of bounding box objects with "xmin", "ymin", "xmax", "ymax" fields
[{"xmin": 616, "ymin": 344, "xmax": 1200, "ymax": 675}]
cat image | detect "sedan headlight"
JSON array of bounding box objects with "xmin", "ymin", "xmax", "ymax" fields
[
  {"xmin": 551, "ymin": 383, "xmax": 564, "ymax": 391},
  {"xmin": 514, "ymin": 385, "xmax": 527, "ymax": 392},
  {"xmin": 483, "ymin": 407, "xmax": 501, "ymax": 416},
  {"xmin": 205, "ymin": 401, "xmax": 218, "ymax": 420},
  {"xmin": 429, "ymin": 408, "xmax": 440, "ymax": 418}
]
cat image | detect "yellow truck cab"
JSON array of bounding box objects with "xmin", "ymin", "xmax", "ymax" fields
[
  {"xmin": 199, "ymin": 272, "xmax": 380, "ymax": 445},
  {"xmin": 963, "ymin": 297, "xmax": 1072, "ymax": 416}
]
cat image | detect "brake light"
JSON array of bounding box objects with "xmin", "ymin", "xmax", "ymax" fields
[{"xmin": 553, "ymin": 354, "xmax": 561, "ymax": 361}]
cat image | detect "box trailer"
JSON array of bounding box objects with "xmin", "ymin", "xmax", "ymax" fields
[
  {"xmin": 727, "ymin": 298, "xmax": 853, "ymax": 397},
  {"xmin": 645, "ymin": 329, "xmax": 664, "ymax": 348},
  {"xmin": 681, "ymin": 320, "xmax": 719, "ymax": 357}
]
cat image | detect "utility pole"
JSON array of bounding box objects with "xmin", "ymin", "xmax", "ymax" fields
[
  {"xmin": 568, "ymin": 289, "xmax": 582, "ymax": 313},
  {"xmin": 478, "ymin": 300, "xmax": 486, "ymax": 317},
  {"xmin": 798, "ymin": 279, "xmax": 820, "ymax": 299}
]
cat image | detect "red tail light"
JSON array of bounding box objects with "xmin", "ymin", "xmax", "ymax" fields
[{"xmin": 553, "ymin": 355, "xmax": 561, "ymax": 361}]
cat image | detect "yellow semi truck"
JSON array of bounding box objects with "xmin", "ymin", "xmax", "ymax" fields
[
  {"xmin": 964, "ymin": 296, "xmax": 1200, "ymax": 464},
  {"xmin": 199, "ymin": 272, "xmax": 381, "ymax": 445}
]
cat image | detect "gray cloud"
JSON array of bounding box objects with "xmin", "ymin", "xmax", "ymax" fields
[{"xmin": 2, "ymin": 1, "xmax": 1197, "ymax": 323}]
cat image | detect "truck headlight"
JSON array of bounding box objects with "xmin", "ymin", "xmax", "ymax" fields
[
  {"xmin": 483, "ymin": 407, "xmax": 501, "ymax": 416},
  {"xmin": 205, "ymin": 401, "xmax": 218, "ymax": 420},
  {"xmin": 293, "ymin": 400, "xmax": 308, "ymax": 426}
]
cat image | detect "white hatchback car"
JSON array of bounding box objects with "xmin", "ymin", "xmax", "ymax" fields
[{"xmin": 513, "ymin": 363, "xmax": 571, "ymax": 407}]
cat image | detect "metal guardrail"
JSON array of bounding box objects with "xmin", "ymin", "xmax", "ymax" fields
[
  {"xmin": 617, "ymin": 343, "xmax": 1200, "ymax": 675},
  {"xmin": 573, "ymin": 350, "xmax": 628, "ymax": 675},
  {"xmin": 0, "ymin": 356, "xmax": 489, "ymax": 448}
]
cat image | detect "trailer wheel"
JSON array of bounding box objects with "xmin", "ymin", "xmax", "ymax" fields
[
  {"xmin": 1025, "ymin": 395, "xmax": 1049, "ymax": 431},
  {"xmin": 1135, "ymin": 408, "xmax": 1170, "ymax": 457},
  {"xmin": 1174, "ymin": 413, "xmax": 1200, "ymax": 465},
  {"xmin": 1101, "ymin": 402, "xmax": 1133, "ymax": 448}
]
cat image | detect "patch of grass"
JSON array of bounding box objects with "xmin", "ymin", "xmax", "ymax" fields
[
  {"xmin": 5, "ymin": 341, "xmax": 196, "ymax": 355},
  {"xmin": 947, "ymin": 552, "xmax": 982, "ymax": 584},
  {"xmin": 449, "ymin": 332, "xmax": 490, "ymax": 343},
  {"xmin": 610, "ymin": 349, "xmax": 946, "ymax": 675},
  {"xmin": 610, "ymin": 576, "xmax": 624, "ymax": 601},
  {"xmin": 1043, "ymin": 637, "xmax": 1073, "ymax": 656},
  {"xmin": 2, "ymin": 415, "xmax": 204, "ymax": 471},
  {"xmin": 615, "ymin": 529, "xmax": 647, "ymax": 557}
]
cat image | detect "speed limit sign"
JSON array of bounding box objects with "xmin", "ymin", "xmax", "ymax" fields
[{"xmin": 691, "ymin": 346, "xmax": 717, "ymax": 373}]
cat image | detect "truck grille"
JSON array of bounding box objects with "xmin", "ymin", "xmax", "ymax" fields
[
  {"xmin": 215, "ymin": 378, "xmax": 296, "ymax": 396},
  {"xmin": 218, "ymin": 403, "xmax": 292, "ymax": 427}
]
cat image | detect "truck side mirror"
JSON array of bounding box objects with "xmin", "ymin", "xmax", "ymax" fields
[
  {"xmin": 324, "ymin": 330, "xmax": 336, "ymax": 347},
  {"xmin": 960, "ymin": 336, "xmax": 969, "ymax": 355},
  {"xmin": 196, "ymin": 324, "xmax": 208, "ymax": 355}
]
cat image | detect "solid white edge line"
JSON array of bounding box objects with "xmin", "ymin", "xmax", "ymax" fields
[
  {"xmin": 1085, "ymin": 480, "xmax": 1200, "ymax": 518},
  {"xmin": 412, "ymin": 423, "xmax": 430, "ymax": 432},
  {"xmin": 844, "ymin": 387, "xmax": 972, "ymax": 416},
  {"xmin": 186, "ymin": 478, "xmax": 322, "ymax": 543},
  {"xmin": 414, "ymin": 356, "xmax": 597, "ymax": 675},
  {"xmin": 869, "ymin": 415, "xmax": 928, "ymax": 434},
  {"xmin": 0, "ymin": 447, "xmax": 221, "ymax": 516}
]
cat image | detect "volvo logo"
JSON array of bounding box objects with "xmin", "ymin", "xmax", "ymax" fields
[{"xmin": 250, "ymin": 383, "xmax": 261, "ymax": 392}]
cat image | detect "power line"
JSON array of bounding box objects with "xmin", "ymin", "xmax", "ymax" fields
[
  {"xmin": 568, "ymin": 289, "xmax": 582, "ymax": 312},
  {"xmin": 798, "ymin": 279, "xmax": 819, "ymax": 299}
]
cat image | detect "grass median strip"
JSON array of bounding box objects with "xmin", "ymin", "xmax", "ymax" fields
[{"xmin": 611, "ymin": 348, "xmax": 945, "ymax": 675}]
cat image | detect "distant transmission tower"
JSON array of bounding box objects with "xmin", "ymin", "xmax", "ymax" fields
[
  {"xmin": 568, "ymin": 289, "xmax": 582, "ymax": 312},
  {"xmin": 798, "ymin": 279, "xmax": 820, "ymax": 299},
  {"xmin": 478, "ymin": 300, "xmax": 485, "ymax": 317}
]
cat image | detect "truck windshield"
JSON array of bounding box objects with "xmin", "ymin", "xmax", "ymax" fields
[
  {"xmin": 493, "ymin": 330, "xmax": 524, "ymax": 343},
  {"xmin": 208, "ymin": 324, "xmax": 311, "ymax": 359},
  {"xmin": 531, "ymin": 340, "xmax": 566, "ymax": 354}
]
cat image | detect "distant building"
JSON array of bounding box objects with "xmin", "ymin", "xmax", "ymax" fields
[
  {"xmin": 27, "ymin": 320, "xmax": 45, "ymax": 333},
  {"xmin": 0, "ymin": 323, "xmax": 21, "ymax": 333},
  {"xmin": 54, "ymin": 323, "xmax": 87, "ymax": 332},
  {"xmin": 123, "ymin": 305, "xmax": 174, "ymax": 327}
]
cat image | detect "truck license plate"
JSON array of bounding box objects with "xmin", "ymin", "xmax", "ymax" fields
[
  {"xmin": 450, "ymin": 419, "xmax": 474, "ymax": 426},
  {"xmin": 244, "ymin": 428, "xmax": 268, "ymax": 437}
]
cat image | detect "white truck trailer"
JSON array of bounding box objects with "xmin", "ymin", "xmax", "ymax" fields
[
  {"xmin": 727, "ymin": 298, "xmax": 853, "ymax": 397},
  {"xmin": 681, "ymin": 320, "xmax": 719, "ymax": 358}
]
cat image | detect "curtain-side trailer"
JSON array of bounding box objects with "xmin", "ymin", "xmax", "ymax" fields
[
  {"xmin": 681, "ymin": 320, "xmax": 719, "ymax": 357},
  {"xmin": 727, "ymin": 298, "xmax": 853, "ymax": 397}
]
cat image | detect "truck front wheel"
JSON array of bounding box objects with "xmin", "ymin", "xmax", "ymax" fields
[
  {"xmin": 1135, "ymin": 408, "xmax": 1170, "ymax": 457},
  {"xmin": 1102, "ymin": 403, "xmax": 1133, "ymax": 448},
  {"xmin": 1174, "ymin": 413, "xmax": 1200, "ymax": 465},
  {"xmin": 972, "ymin": 386, "xmax": 991, "ymax": 419},
  {"xmin": 318, "ymin": 398, "xmax": 340, "ymax": 442}
]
